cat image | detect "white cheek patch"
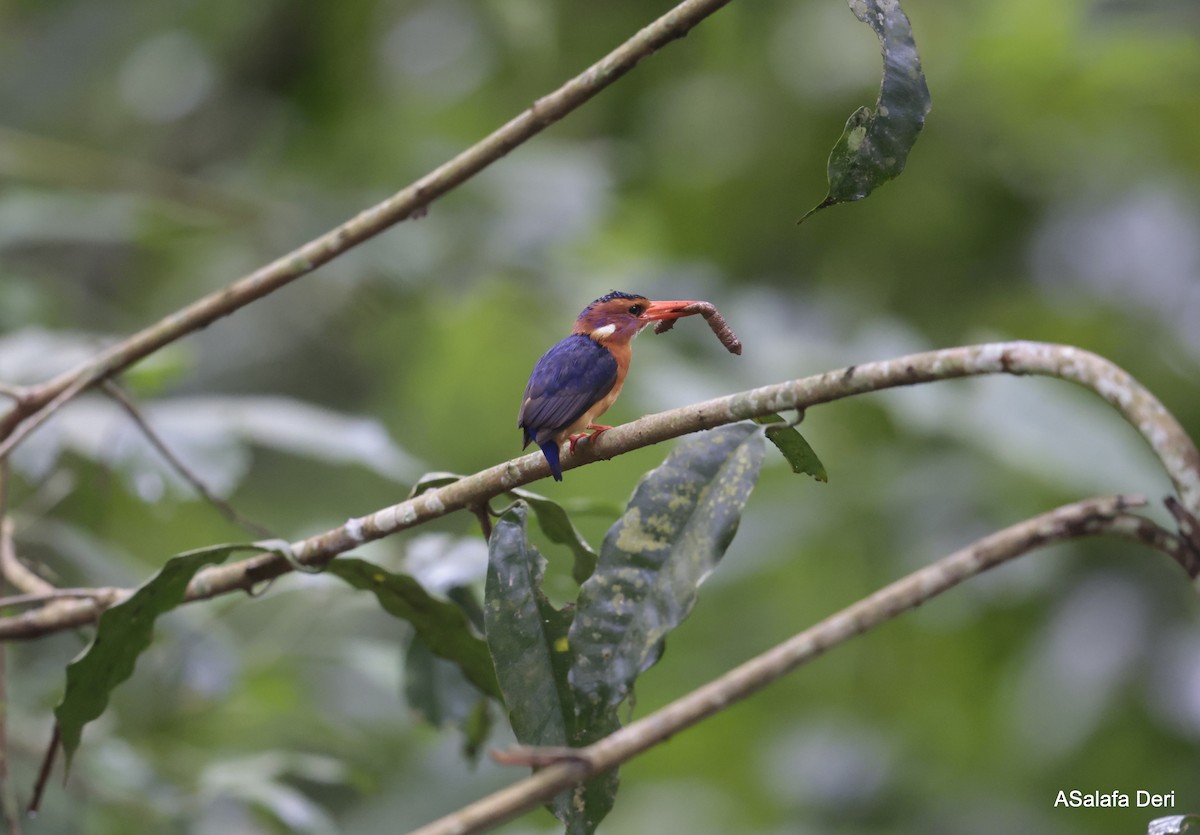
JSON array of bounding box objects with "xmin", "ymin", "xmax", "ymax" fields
[{"xmin": 592, "ymin": 324, "xmax": 617, "ymax": 339}]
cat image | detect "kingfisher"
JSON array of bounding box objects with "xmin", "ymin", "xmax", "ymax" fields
[{"xmin": 519, "ymin": 291, "xmax": 701, "ymax": 481}]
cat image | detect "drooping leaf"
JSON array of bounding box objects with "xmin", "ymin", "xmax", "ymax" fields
[
  {"xmin": 567, "ymin": 424, "xmax": 765, "ymax": 725},
  {"xmin": 446, "ymin": 585, "xmax": 486, "ymax": 632},
  {"xmin": 461, "ymin": 698, "xmax": 493, "ymax": 761},
  {"xmin": 403, "ymin": 637, "xmax": 494, "ymax": 761},
  {"xmin": 802, "ymin": 0, "xmax": 931, "ymax": 221},
  {"xmin": 753, "ymin": 414, "xmax": 829, "ymax": 482},
  {"xmin": 509, "ymin": 487, "xmax": 600, "ymax": 584},
  {"xmin": 485, "ymin": 506, "xmax": 575, "ymax": 746},
  {"xmin": 55, "ymin": 542, "xmax": 269, "ymax": 771},
  {"xmin": 485, "ymin": 505, "xmax": 614, "ymax": 834},
  {"xmin": 326, "ymin": 558, "xmax": 500, "ymax": 700}
]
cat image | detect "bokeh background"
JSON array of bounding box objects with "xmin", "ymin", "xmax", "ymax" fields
[{"xmin": 2, "ymin": 0, "xmax": 1199, "ymax": 832}]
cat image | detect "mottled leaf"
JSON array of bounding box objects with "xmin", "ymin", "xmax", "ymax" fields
[
  {"xmin": 55, "ymin": 542, "xmax": 268, "ymax": 770},
  {"xmin": 327, "ymin": 558, "xmax": 500, "ymax": 700},
  {"xmin": 485, "ymin": 506, "xmax": 575, "ymax": 745},
  {"xmin": 753, "ymin": 414, "xmax": 828, "ymax": 482},
  {"xmin": 485, "ymin": 506, "xmax": 614, "ymax": 833},
  {"xmin": 510, "ymin": 487, "xmax": 600, "ymax": 584},
  {"xmin": 803, "ymin": 0, "xmax": 931, "ymax": 220},
  {"xmin": 568, "ymin": 421, "xmax": 765, "ymax": 743}
]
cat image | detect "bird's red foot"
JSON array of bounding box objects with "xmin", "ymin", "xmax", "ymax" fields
[{"xmin": 567, "ymin": 425, "xmax": 613, "ymax": 454}]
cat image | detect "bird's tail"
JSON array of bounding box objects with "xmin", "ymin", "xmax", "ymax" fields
[{"xmin": 539, "ymin": 441, "xmax": 563, "ymax": 481}]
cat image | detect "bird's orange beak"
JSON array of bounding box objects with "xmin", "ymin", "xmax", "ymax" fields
[{"xmin": 640, "ymin": 300, "xmax": 703, "ymax": 321}]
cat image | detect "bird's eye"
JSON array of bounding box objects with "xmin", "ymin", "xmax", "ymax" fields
[{"xmin": 629, "ymin": 304, "xmax": 645, "ymax": 316}]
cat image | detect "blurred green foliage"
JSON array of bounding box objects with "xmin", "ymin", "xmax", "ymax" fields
[{"xmin": 1, "ymin": 0, "xmax": 1199, "ymax": 832}]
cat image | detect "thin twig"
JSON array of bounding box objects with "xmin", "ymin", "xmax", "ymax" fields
[
  {"xmin": 0, "ymin": 619, "xmax": 14, "ymax": 835},
  {"xmin": 101, "ymin": 381, "xmax": 273, "ymax": 538},
  {"xmin": 27, "ymin": 722, "xmax": 57, "ymax": 817},
  {"xmin": 491, "ymin": 746, "xmax": 592, "ymax": 768},
  {"xmin": 0, "ymin": 0, "xmax": 737, "ymax": 452},
  {"xmin": 0, "ymin": 463, "xmax": 19, "ymax": 833},
  {"xmin": 0, "ymin": 341, "xmax": 1196, "ymax": 640},
  {"xmin": 0, "ymin": 589, "xmax": 127, "ymax": 610},
  {"xmin": 410, "ymin": 495, "xmax": 1157, "ymax": 834},
  {"xmin": 0, "ymin": 372, "xmax": 94, "ymax": 462}
]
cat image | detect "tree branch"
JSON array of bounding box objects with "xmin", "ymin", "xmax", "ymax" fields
[
  {"xmin": 0, "ymin": 0, "xmax": 735, "ymax": 454},
  {"xmin": 0, "ymin": 341, "xmax": 1195, "ymax": 640},
  {"xmin": 0, "ymin": 588, "xmax": 127, "ymax": 610},
  {"xmin": 0, "ymin": 519, "xmax": 55, "ymax": 599},
  {"xmin": 408, "ymin": 494, "xmax": 1169, "ymax": 835}
]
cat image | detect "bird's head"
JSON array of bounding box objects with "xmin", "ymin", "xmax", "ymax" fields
[{"xmin": 572, "ymin": 290, "xmax": 699, "ymax": 345}]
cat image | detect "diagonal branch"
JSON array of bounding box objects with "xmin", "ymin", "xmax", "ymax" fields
[
  {"xmin": 0, "ymin": 341, "xmax": 1196, "ymax": 640},
  {"xmin": 409, "ymin": 495, "xmax": 1170, "ymax": 835},
  {"xmin": 0, "ymin": 0, "xmax": 735, "ymax": 455}
]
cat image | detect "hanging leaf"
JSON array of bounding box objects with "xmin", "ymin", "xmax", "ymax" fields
[
  {"xmin": 55, "ymin": 542, "xmax": 270, "ymax": 771},
  {"xmin": 802, "ymin": 0, "xmax": 931, "ymax": 221},
  {"xmin": 403, "ymin": 637, "xmax": 494, "ymax": 761},
  {"xmin": 753, "ymin": 414, "xmax": 828, "ymax": 481},
  {"xmin": 326, "ymin": 558, "xmax": 500, "ymax": 700},
  {"xmin": 486, "ymin": 429, "xmax": 765, "ymax": 832},
  {"xmin": 485, "ymin": 505, "xmax": 614, "ymax": 832},
  {"xmin": 509, "ymin": 486, "xmax": 600, "ymax": 584},
  {"xmin": 560, "ymin": 424, "xmax": 765, "ymax": 831},
  {"xmin": 485, "ymin": 506, "xmax": 575, "ymax": 745}
]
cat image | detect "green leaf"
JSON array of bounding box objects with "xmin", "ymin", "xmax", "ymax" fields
[
  {"xmin": 510, "ymin": 487, "xmax": 600, "ymax": 584},
  {"xmin": 403, "ymin": 637, "xmax": 494, "ymax": 761},
  {"xmin": 753, "ymin": 414, "xmax": 828, "ymax": 482},
  {"xmin": 485, "ymin": 505, "xmax": 615, "ymax": 834},
  {"xmin": 485, "ymin": 506, "xmax": 575, "ymax": 746},
  {"xmin": 326, "ymin": 558, "xmax": 501, "ymax": 700},
  {"xmin": 55, "ymin": 542, "xmax": 266, "ymax": 771},
  {"xmin": 407, "ymin": 471, "xmax": 464, "ymax": 498},
  {"xmin": 563, "ymin": 423, "xmax": 764, "ymax": 828},
  {"xmin": 461, "ymin": 698, "xmax": 493, "ymax": 761},
  {"xmin": 802, "ymin": 0, "xmax": 931, "ymax": 221}
]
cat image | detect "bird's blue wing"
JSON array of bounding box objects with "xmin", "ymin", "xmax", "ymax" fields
[{"xmin": 519, "ymin": 334, "xmax": 617, "ymax": 446}]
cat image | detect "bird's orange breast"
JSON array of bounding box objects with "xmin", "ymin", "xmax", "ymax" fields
[{"xmin": 554, "ymin": 339, "xmax": 631, "ymax": 441}]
